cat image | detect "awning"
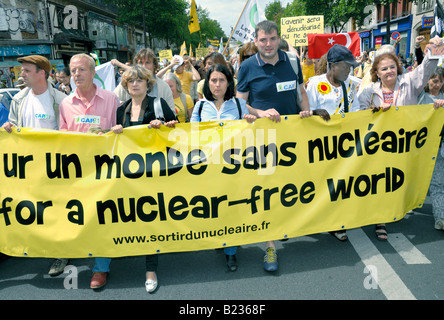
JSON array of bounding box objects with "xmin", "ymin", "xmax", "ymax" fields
[{"xmin": 53, "ymin": 27, "xmax": 92, "ymax": 45}]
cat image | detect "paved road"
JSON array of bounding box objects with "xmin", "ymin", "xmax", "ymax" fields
[{"xmin": 1, "ymin": 196, "xmax": 443, "ymax": 306}]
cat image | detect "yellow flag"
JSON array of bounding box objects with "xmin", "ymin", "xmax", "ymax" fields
[
  {"xmin": 188, "ymin": 0, "xmax": 200, "ymax": 34},
  {"xmin": 180, "ymin": 41, "xmax": 187, "ymax": 56},
  {"xmin": 189, "ymin": 44, "xmax": 193, "ymax": 57}
]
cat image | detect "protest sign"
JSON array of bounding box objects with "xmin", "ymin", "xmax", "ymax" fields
[
  {"xmin": 281, "ymin": 16, "xmax": 324, "ymax": 47},
  {"xmin": 159, "ymin": 49, "xmax": 173, "ymax": 62},
  {"xmin": 0, "ymin": 106, "xmax": 442, "ymax": 258}
]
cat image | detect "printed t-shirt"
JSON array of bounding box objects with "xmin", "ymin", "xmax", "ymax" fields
[{"xmin": 22, "ymin": 89, "xmax": 57, "ymax": 130}]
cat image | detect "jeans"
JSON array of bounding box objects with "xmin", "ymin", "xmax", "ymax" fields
[
  {"xmin": 93, "ymin": 255, "xmax": 160, "ymax": 272},
  {"xmin": 224, "ymin": 246, "xmax": 237, "ymax": 256},
  {"xmin": 92, "ymin": 258, "xmax": 111, "ymax": 273}
]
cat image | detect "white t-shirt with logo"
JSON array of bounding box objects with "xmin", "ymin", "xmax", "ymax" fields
[
  {"xmin": 22, "ymin": 89, "xmax": 57, "ymax": 130},
  {"xmin": 306, "ymin": 74, "xmax": 361, "ymax": 115}
]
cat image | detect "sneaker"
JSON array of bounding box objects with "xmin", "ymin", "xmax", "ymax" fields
[
  {"xmin": 435, "ymin": 220, "xmax": 444, "ymax": 230},
  {"xmin": 48, "ymin": 258, "xmax": 69, "ymax": 277},
  {"xmin": 263, "ymin": 247, "xmax": 278, "ymax": 272},
  {"xmin": 145, "ymin": 279, "xmax": 158, "ymax": 293}
]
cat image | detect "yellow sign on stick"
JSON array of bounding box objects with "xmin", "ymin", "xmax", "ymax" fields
[
  {"xmin": 281, "ymin": 15, "xmax": 324, "ymax": 47},
  {"xmin": 159, "ymin": 49, "xmax": 173, "ymax": 62}
]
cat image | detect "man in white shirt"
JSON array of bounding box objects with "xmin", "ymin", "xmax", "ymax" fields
[
  {"xmin": 21, "ymin": 88, "xmax": 56, "ymax": 129},
  {"xmin": 306, "ymin": 44, "xmax": 361, "ymax": 115},
  {"xmin": 1, "ymin": 55, "xmax": 68, "ymax": 275},
  {"xmin": 3, "ymin": 55, "xmax": 67, "ymax": 131}
]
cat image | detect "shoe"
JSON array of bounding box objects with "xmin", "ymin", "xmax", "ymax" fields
[
  {"xmin": 329, "ymin": 230, "xmax": 348, "ymax": 241},
  {"xmin": 226, "ymin": 254, "xmax": 238, "ymax": 272},
  {"xmin": 48, "ymin": 258, "xmax": 69, "ymax": 277},
  {"xmin": 263, "ymin": 247, "xmax": 278, "ymax": 272},
  {"xmin": 435, "ymin": 220, "xmax": 444, "ymax": 230},
  {"xmin": 145, "ymin": 279, "xmax": 158, "ymax": 293},
  {"xmin": 90, "ymin": 272, "xmax": 107, "ymax": 289},
  {"xmin": 375, "ymin": 224, "xmax": 388, "ymax": 241}
]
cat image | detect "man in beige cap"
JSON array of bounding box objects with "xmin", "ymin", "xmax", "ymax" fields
[
  {"xmin": 3, "ymin": 55, "xmax": 66, "ymax": 131},
  {"xmin": 1, "ymin": 55, "xmax": 68, "ymax": 276}
]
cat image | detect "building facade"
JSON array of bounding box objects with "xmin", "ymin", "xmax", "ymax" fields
[
  {"xmin": 356, "ymin": 0, "xmax": 438, "ymax": 60},
  {"xmin": 0, "ymin": 0, "xmax": 146, "ymax": 88}
]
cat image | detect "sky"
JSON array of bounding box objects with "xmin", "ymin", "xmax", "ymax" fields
[{"xmin": 195, "ymin": 0, "xmax": 292, "ymax": 37}]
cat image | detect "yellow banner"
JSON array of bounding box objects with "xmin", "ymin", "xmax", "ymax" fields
[{"xmin": 0, "ymin": 106, "xmax": 442, "ymax": 258}]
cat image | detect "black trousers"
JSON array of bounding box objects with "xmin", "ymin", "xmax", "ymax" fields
[{"xmin": 145, "ymin": 254, "xmax": 158, "ymax": 272}]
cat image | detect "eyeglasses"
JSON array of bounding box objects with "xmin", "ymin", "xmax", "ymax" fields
[{"xmin": 243, "ymin": 54, "xmax": 254, "ymax": 60}]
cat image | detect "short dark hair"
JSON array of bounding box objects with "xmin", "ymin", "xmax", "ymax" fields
[
  {"xmin": 203, "ymin": 52, "xmax": 226, "ymax": 68},
  {"xmin": 279, "ymin": 39, "xmax": 289, "ymax": 51},
  {"xmin": 35, "ymin": 65, "xmax": 50, "ymax": 80},
  {"xmin": 203, "ymin": 64, "xmax": 235, "ymax": 101},
  {"xmin": 60, "ymin": 66, "xmax": 70, "ymax": 77},
  {"xmin": 255, "ymin": 20, "xmax": 278, "ymax": 38}
]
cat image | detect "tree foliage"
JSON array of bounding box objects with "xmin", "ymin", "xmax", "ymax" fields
[
  {"xmin": 266, "ymin": 0, "xmax": 427, "ymax": 36},
  {"xmin": 101, "ymin": 0, "xmax": 225, "ymax": 51},
  {"xmin": 265, "ymin": 0, "xmax": 305, "ymax": 33},
  {"xmin": 304, "ymin": 0, "xmax": 371, "ymax": 33}
]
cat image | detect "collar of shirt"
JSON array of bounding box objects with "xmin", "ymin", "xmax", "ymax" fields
[
  {"xmin": 71, "ymin": 84, "xmax": 104, "ymax": 105},
  {"xmin": 200, "ymin": 97, "xmax": 238, "ymax": 121},
  {"xmin": 203, "ymin": 98, "xmax": 228, "ymax": 114}
]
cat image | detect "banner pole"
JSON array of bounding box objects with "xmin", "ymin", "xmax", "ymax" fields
[{"xmin": 223, "ymin": 0, "xmax": 250, "ymax": 55}]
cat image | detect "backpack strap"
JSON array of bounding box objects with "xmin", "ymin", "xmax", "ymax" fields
[
  {"xmin": 198, "ymin": 100, "xmax": 205, "ymax": 122},
  {"xmin": 234, "ymin": 97, "xmax": 242, "ymax": 119},
  {"xmin": 286, "ymin": 52, "xmax": 302, "ymax": 106},
  {"xmin": 179, "ymin": 93, "xmax": 189, "ymax": 122},
  {"xmin": 340, "ymin": 81, "xmax": 349, "ymax": 113},
  {"xmin": 198, "ymin": 99, "xmax": 242, "ymax": 122}
]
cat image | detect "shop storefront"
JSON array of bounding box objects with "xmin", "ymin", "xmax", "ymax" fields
[
  {"xmin": 415, "ymin": 16, "xmax": 433, "ymax": 51},
  {"xmin": 373, "ymin": 15, "xmax": 413, "ymax": 59},
  {"xmin": 0, "ymin": 45, "xmax": 63, "ymax": 88},
  {"xmin": 87, "ymin": 12, "xmax": 130, "ymax": 63},
  {"xmin": 359, "ymin": 30, "xmax": 372, "ymax": 52}
]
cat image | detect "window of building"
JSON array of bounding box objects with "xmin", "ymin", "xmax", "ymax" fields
[{"xmin": 417, "ymin": 0, "xmax": 435, "ymax": 14}]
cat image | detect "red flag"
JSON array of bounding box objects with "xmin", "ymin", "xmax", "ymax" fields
[{"xmin": 307, "ymin": 32, "xmax": 361, "ymax": 59}]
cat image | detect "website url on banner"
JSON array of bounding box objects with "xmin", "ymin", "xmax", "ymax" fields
[{"xmin": 112, "ymin": 220, "xmax": 271, "ymax": 245}]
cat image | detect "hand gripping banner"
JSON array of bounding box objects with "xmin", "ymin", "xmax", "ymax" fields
[{"xmin": 0, "ymin": 106, "xmax": 442, "ymax": 258}]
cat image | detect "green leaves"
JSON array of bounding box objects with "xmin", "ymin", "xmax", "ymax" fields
[{"xmin": 101, "ymin": 0, "xmax": 225, "ymax": 50}]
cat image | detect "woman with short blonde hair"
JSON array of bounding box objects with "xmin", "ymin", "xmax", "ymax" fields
[
  {"xmin": 111, "ymin": 65, "xmax": 177, "ymax": 293},
  {"xmin": 121, "ymin": 65, "xmax": 156, "ymax": 93}
]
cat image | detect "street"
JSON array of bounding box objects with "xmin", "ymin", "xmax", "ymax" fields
[{"xmin": 0, "ymin": 195, "xmax": 443, "ymax": 304}]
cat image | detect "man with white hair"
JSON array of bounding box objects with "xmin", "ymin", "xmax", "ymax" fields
[{"xmin": 59, "ymin": 53, "xmax": 119, "ymax": 289}]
